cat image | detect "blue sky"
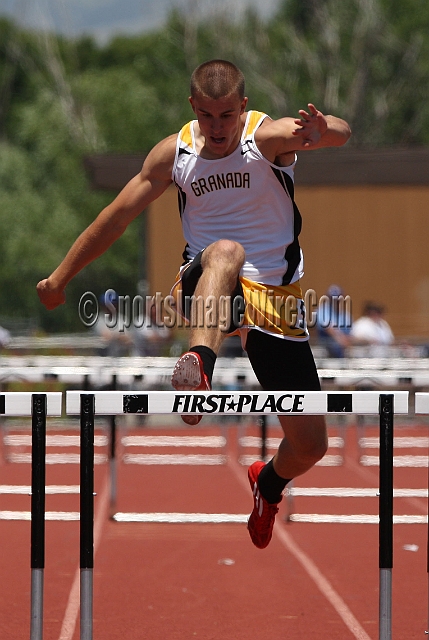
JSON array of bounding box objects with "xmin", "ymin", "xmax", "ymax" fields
[{"xmin": 2, "ymin": 0, "xmax": 280, "ymax": 43}]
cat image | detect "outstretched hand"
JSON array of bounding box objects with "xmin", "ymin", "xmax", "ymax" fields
[
  {"xmin": 36, "ymin": 279, "xmax": 66, "ymax": 310},
  {"xmin": 292, "ymin": 103, "xmax": 328, "ymax": 147}
]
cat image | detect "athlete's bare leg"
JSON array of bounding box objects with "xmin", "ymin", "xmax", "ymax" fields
[
  {"xmin": 273, "ymin": 415, "xmax": 328, "ymax": 479},
  {"xmin": 189, "ymin": 239, "xmax": 245, "ymax": 352}
]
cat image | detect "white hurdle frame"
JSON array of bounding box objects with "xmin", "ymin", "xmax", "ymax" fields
[
  {"xmin": 67, "ymin": 389, "xmax": 409, "ymax": 640},
  {"xmin": 0, "ymin": 393, "xmax": 62, "ymax": 640},
  {"xmin": 413, "ymin": 393, "xmax": 429, "ymax": 636}
]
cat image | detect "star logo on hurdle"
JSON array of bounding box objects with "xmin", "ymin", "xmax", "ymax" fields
[{"xmin": 226, "ymin": 398, "xmax": 238, "ymax": 411}]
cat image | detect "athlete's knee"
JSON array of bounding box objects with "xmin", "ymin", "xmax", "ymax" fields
[{"xmin": 204, "ymin": 239, "xmax": 245, "ymax": 270}]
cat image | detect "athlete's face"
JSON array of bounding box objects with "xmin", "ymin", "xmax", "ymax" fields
[{"xmin": 189, "ymin": 92, "xmax": 248, "ymax": 158}]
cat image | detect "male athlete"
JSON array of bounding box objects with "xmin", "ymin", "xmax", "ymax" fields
[{"xmin": 37, "ymin": 59, "xmax": 351, "ymax": 549}]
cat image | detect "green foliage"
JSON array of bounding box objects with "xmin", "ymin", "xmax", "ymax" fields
[
  {"xmin": 73, "ymin": 68, "xmax": 165, "ymax": 152},
  {"xmin": 265, "ymin": 0, "xmax": 429, "ymax": 143},
  {"xmin": 0, "ymin": 3, "xmax": 428, "ymax": 332}
]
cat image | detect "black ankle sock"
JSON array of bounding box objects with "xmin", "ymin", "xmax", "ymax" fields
[
  {"xmin": 189, "ymin": 345, "xmax": 217, "ymax": 385},
  {"xmin": 257, "ymin": 458, "xmax": 290, "ymax": 504}
]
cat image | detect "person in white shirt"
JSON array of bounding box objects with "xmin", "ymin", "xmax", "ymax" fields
[{"xmin": 350, "ymin": 301, "xmax": 394, "ymax": 346}]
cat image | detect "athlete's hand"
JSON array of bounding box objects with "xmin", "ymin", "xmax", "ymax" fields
[
  {"xmin": 36, "ymin": 278, "xmax": 66, "ymax": 310},
  {"xmin": 293, "ymin": 103, "xmax": 328, "ymax": 147}
]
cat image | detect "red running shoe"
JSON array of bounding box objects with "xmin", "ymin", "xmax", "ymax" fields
[
  {"xmin": 247, "ymin": 461, "xmax": 281, "ymax": 549},
  {"xmin": 171, "ymin": 352, "xmax": 210, "ymax": 425}
]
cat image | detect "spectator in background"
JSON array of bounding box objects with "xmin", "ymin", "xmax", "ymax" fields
[
  {"xmin": 350, "ymin": 301, "xmax": 394, "ymax": 348},
  {"xmin": 316, "ymin": 284, "xmax": 352, "ymax": 358}
]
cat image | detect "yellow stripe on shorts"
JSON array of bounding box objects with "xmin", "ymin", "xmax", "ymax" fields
[{"xmin": 238, "ymin": 277, "xmax": 308, "ymax": 339}]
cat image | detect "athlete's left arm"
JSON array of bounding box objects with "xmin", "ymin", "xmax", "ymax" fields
[
  {"xmin": 292, "ymin": 103, "xmax": 351, "ymax": 149},
  {"xmin": 257, "ymin": 104, "xmax": 351, "ymax": 161}
]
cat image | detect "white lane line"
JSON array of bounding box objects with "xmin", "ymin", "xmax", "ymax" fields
[
  {"xmin": 58, "ymin": 474, "xmax": 110, "ymax": 640},
  {"xmin": 122, "ymin": 435, "xmax": 226, "ymax": 447},
  {"xmin": 113, "ymin": 512, "xmax": 248, "ymax": 523},
  {"xmin": 7, "ymin": 453, "xmax": 107, "ymax": 464},
  {"xmin": 359, "ymin": 436, "xmax": 429, "ymax": 448},
  {"xmin": 360, "ymin": 455, "xmax": 428, "ymax": 467},
  {"xmin": 123, "ymin": 454, "xmax": 226, "ymax": 465},
  {"xmin": 239, "ymin": 436, "xmax": 344, "ymax": 449},
  {"xmin": 4, "ymin": 435, "xmax": 107, "ymax": 446},
  {"xmin": 0, "ymin": 485, "xmax": 80, "ymax": 494},
  {"xmin": 227, "ymin": 457, "xmax": 372, "ymax": 640},
  {"xmin": 0, "ymin": 511, "xmax": 80, "ymax": 521},
  {"xmin": 288, "ymin": 487, "xmax": 429, "ymax": 498},
  {"xmin": 289, "ymin": 514, "xmax": 428, "ymax": 524},
  {"xmin": 239, "ymin": 454, "xmax": 343, "ymax": 467},
  {"xmin": 315, "ymin": 455, "xmax": 345, "ymax": 466}
]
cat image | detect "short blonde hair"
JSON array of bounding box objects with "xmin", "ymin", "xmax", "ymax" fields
[{"xmin": 190, "ymin": 60, "xmax": 245, "ymax": 100}]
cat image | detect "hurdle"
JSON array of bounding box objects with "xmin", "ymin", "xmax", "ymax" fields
[
  {"xmin": 0, "ymin": 391, "xmax": 96, "ymax": 640},
  {"xmin": 0, "ymin": 393, "xmax": 62, "ymax": 640},
  {"xmin": 413, "ymin": 393, "xmax": 429, "ymax": 636},
  {"xmin": 66, "ymin": 388, "xmax": 408, "ymax": 640},
  {"xmin": 25, "ymin": 391, "xmax": 95, "ymax": 640}
]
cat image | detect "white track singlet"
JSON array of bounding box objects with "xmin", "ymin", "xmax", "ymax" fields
[{"xmin": 172, "ymin": 110, "xmax": 304, "ymax": 286}]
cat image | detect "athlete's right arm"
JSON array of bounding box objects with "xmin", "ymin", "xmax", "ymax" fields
[{"xmin": 37, "ymin": 134, "xmax": 177, "ymax": 310}]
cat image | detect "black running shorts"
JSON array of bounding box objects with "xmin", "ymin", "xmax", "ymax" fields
[{"xmin": 245, "ymin": 329, "xmax": 321, "ymax": 391}]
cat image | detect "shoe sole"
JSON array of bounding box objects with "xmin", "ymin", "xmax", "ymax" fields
[
  {"xmin": 171, "ymin": 353, "xmax": 203, "ymax": 391},
  {"xmin": 171, "ymin": 353, "xmax": 206, "ymax": 425}
]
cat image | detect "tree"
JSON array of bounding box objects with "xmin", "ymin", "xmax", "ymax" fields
[{"xmin": 0, "ymin": 3, "xmax": 429, "ymax": 332}]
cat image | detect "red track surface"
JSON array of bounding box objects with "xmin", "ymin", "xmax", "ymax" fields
[{"xmin": 0, "ymin": 416, "xmax": 428, "ymax": 639}]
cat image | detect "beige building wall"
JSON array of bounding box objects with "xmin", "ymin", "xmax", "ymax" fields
[
  {"xmin": 298, "ymin": 186, "xmax": 429, "ymax": 338},
  {"xmin": 147, "ymin": 186, "xmax": 186, "ymax": 298},
  {"xmin": 147, "ymin": 184, "xmax": 429, "ymax": 339}
]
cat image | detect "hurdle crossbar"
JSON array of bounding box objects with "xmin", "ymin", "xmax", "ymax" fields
[
  {"xmin": 66, "ymin": 389, "xmax": 409, "ymax": 416},
  {"xmin": 0, "ymin": 392, "xmax": 62, "ymax": 417}
]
